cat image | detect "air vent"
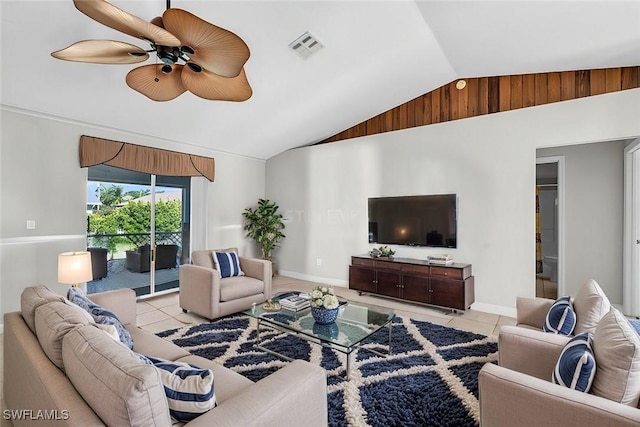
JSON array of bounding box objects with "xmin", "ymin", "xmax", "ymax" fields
[{"xmin": 288, "ymin": 32, "xmax": 324, "ymax": 60}]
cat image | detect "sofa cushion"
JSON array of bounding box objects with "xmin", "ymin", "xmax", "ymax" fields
[
  {"xmin": 148, "ymin": 356, "xmax": 216, "ymax": 422},
  {"xmin": 68, "ymin": 287, "xmax": 134, "ymax": 349},
  {"xmin": 62, "ymin": 325, "xmax": 171, "ymax": 427},
  {"xmin": 21, "ymin": 285, "xmax": 65, "ymax": 333},
  {"xmin": 591, "ymin": 309, "xmax": 640, "ymax": 407},
  {"xmin": 552, "ymin": 332, "xmax": 596, "ymax": 392},
  {"xmin": 34, "ymin": 300, "xmax": 95, "ymax": 370},
  {"xmin": 573, "ymin": 279, "xmax": 611, "ymax": 335},
  {"xmin": 127, "ymin": 326, "xmax": 191, "ymax": 361},
  {"xmin": 544, "ymin": 296, "xmax": 576, "ymax": 335},
  {"xmin": 212, "ymin": 250, "xmax": 245, "ymax": 278},
  {"xmin": 220, "ymin": 276, "xmax": 265, "ymax": 301}
]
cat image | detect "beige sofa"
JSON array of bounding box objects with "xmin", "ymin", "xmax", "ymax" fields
[
  {"xmin": 4, "ymin": 286, "xmax": 327, "ymax": 426},
  {"xmin": 479, "ymin": 280, "xmax": 640, "ymax": 426},
  {"xmin": 180, "ymin": 249, "xmax": 271, "ymax": 320}
]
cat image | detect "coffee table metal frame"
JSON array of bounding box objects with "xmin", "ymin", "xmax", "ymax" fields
[{"xmin": 246, "ymin": 301, "xmax": 394, "ymax": 380}]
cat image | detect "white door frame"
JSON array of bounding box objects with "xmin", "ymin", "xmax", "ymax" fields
[
  {"xmin": 623, "ymin": 139, "xmax": 640, "ymax": 316},
  {"xmin": 536, "ymin": 156, "xmax": 566, "ymax": 297}
]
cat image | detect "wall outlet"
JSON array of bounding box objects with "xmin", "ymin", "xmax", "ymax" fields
[
  {"xmin": 26, "ymin": 220, "xmax": 36, "ymax": 230},
  {"xmin": 316, "ymin": 258, "xmax": 322, "ymax": 266}
]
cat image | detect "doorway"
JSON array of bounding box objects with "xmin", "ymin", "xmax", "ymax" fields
[
  {"xmin": 624, "ymin": 139, "xmax": 640, "ymax": 316},
  {"xmin": 536, "ymin": 156, "xmax": 565, "ymax": 299},
  {"xmin": 86, "ymin": 165, "xmax": 191, "ymax": 297}
]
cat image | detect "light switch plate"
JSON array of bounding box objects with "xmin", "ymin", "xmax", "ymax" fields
[{"xmin": 26, "ymin": 220, "xmax": 36, "ymax": 229}]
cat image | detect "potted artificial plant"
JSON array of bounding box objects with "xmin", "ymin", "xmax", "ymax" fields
[{"xmin": 242, "ymin": 199, "xmax": 286, "ymax": 272}]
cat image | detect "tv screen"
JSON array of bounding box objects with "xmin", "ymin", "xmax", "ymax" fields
[{"xmin": 368, "ymin": 194, "xmax": 457, "ymax": 248}]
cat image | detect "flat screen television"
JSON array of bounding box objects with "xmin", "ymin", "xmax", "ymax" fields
[{"xmin": 368, "ymin": 194, "xmax": 457, "ymax": 248}]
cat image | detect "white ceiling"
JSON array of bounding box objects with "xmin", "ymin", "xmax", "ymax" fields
[{"xmin": 2, "ymin": 1, "xmax": 639, "ymax": 160}]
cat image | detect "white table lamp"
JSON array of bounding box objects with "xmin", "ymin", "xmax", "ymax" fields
[{"xmin": 58, "ymin": 251, "xmax": 93, "ymax": 287}]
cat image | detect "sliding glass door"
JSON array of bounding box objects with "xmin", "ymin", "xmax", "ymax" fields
[{"xmin": 86, "ymin": 165, "xmax": 190, "ymax": 297}]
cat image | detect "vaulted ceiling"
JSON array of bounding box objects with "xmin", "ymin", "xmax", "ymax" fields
[{"xmin": 2, "ymin": 1, "xmax": 639, "ymax": 160}]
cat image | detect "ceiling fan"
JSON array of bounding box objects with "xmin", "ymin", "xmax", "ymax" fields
[{"xmin": 51, "ymin": 0, "xmax": 252, "ymax": 102}]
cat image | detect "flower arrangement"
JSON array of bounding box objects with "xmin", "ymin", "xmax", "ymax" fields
[
  {"xmin": 369, "ymin": 245, "xmax": 396, "ymax": 258},
  {"xmin": 310, "ymin": 286, "xmax": 339, "ymax": 310}
]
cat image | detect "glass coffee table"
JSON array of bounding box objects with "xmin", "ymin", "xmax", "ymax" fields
[{"xmin": 243, "ymin": 295, "xmax": 395, "ymax": 380}]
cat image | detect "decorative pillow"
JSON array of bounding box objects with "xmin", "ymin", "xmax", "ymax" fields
[
  {"xmin": 591, "ymin": 309, "xmax": 640, "ymax": 406},
  {"xmin": 67, "ymin": 287, "xmax": 134, "ymax": 349},
  {"xmin": 211, "ymin": 251, "xmax": 244, "ymax": 279},
  {"xmin": 147, "ymin": 356, "xmax": 216, "ymax": 422},
  {"xmin": 544, "ymin": 296, "xmax": 577, "ymax": 335},
  {"xmin": 552, "ymin": 332, "xmax": 596, "ymax": 392},
  {"xmin": 573, "ymin": 279, "xmax": 611, "ymax": 335}
]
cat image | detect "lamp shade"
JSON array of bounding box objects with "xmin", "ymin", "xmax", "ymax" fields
[{"xmin": 58, "ymin": 251, "xmax": 93, "ymax": 286}]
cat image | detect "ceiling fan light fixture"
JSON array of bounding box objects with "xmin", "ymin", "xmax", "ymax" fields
[
  {"xmin": 158, "ymin": 48, "xmax": 177, "ymax": 64},
  {"xmin": 186, "ymin": 62, "xmax": 202, "ymax": 73},
  {"xmin": 181, "ymin": 45, "xmax": 195, "ymax": 55},
  {"xmin": 55, "ymin": 0, "xmax": 252, "ymax": 102}
]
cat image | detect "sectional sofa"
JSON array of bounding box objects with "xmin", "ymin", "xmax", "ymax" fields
[{"xmin": 4, "ymin": 285, "xmax": 328, "ymax": 426}]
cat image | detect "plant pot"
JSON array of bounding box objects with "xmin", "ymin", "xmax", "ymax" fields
[{"xmin": 311, "ymin": 306, "xmax": 339, "ymax": 324}]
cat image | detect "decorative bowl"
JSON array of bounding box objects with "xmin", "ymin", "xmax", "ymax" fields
[{"xmin": 311, "ymin": 306, "xmax": 339, "ymax": 324}]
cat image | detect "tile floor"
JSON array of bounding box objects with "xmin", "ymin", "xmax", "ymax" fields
[{"xmin": 0, "ymin": 275, "xmax": 516, "ymax": 426}]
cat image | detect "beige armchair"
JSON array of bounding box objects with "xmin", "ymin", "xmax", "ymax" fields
[{"xmin": 180, "ymin": 248, "xmax": 272, "ymax": 320}]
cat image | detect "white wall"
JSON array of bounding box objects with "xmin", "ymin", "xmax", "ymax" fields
[
  {"xmin": 537, "ymin": 141, "xmax": 626, "ymax": 303},
  {"xmin": 266, "ymin": 88, "xmax": 640, "ymax": 316},
  {"xmin": 0, "ymin": 108, "xmax": 265, "ymax": 323}
]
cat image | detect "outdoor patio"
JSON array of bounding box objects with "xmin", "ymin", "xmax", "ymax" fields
[{"xmin": 87, "ymin": 258, "xmax": 180, "ymax": 296}]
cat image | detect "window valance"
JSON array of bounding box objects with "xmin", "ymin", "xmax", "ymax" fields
[{"xmin": 79, "ymin": 135, "xmax": 215, "ymax": 182}]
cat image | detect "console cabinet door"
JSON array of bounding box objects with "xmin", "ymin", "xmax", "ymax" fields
[
  {"xmin": 402, "ymin": 274, "xmax": 430, "ymax": 304},
  {"xmin": 376, "ymin": 270, "xmax": 402, "ymax": 298},
  {"xmin": 430, "ymin": 277, "xmax": 465, "ymax": 310},
  {"xmin": 349, "ymin": 266, "xmax": 376, "ymax": 293}
]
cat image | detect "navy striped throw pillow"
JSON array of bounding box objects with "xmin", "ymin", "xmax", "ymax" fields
[
  {"xmin": 544, "ymin": 296, "xmax": 576, "ymax": 335},
  {"xmin": 148, "ymin": 357, "xmax": 216, "ymax": 422},
  {"xmin": 212, "ymin": 251, "xmax": 244, "ymax": 278},
  {"xmin": 552, "ymin": 332, "xmax": 596, "ymax": 392}
]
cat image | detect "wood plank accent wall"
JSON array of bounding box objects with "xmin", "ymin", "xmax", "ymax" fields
[{"xmin": 318, "ymin": 66, "xmax": 640, "ymax": 144}]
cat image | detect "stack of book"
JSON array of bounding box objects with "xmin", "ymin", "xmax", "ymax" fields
[
  {"xmin": 428, "ymin": 254, "xmax": 453, "ymax": 265},
  {"xmin": 279, "ymin": 295, "xmax": 311, "ymax": 312}
]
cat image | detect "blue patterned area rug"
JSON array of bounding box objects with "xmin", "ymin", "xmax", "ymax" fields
[{"xmin": 157, "ymin": 314, "xmax": 498, "ymax": 427}]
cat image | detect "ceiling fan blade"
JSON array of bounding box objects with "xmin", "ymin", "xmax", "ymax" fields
[
  {"xmin": 162, "ymin": 8, "xmax": 250, "ymax": 78},
  {"xmin": 181, "ymin": 64, "xmax": 252, "ymax": 101},
  {"xmin": 126, "ymin": 64, "xmax": 186, "ymax": 102},
  {"xmin": 51, "ymin": 40, "xmax": 149, "ymax": 64},
  {"xmin": 73, "ymin": 0, "xmax": 180, "ymax": 46}
]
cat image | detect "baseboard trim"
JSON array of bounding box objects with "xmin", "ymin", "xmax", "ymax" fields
[
  {"xmin": 278, "ymin": 270, "xmax": 348, "ymax": 288},
  {"xmin": 471, "ymin": 302, "xmax": 517, "ymax": 318}
]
